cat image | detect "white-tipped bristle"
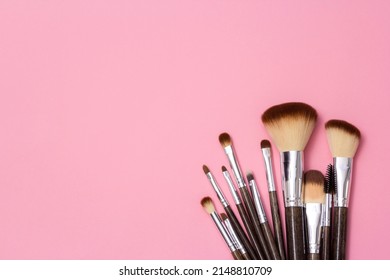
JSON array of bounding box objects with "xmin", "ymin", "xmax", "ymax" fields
[
  {"xmin": 325, "ymin": 120, "xmax": 361, "ymax": 158},
  {"xmin": 201, "ymin": 197, "xmax": 215, "ymax": 214},
  {"xmin": 304, "ymin": 170, "xmax": 325, "ymax": 204}
]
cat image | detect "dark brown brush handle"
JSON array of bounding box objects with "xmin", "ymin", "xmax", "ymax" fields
[
  {"xmin": 285, "ymin": 206, "xmax": 305, "ymax": 260},
  {"xmin": 225, "ymin": 205, "xmax": 257, "ymax": 260},
  {"xmin": 232, "ymin": 250, "xmax": 243, "ymax": 260},
  {"xmin": 269, "ymin": 191, "xmax": 286, "ymax": 260},
  {"xmin": 241, "ymin": 252, "xmax": 251, "ymax": 260},
  {"xmin": 321, "ymin": 226, "xmax": 331, "ymax": 260},
  {"xmin": 307, "ymin": 253, "xmax": 320, "ymax": 260},
  {"xmin": 240, "ymin": 187, "xmax": 271, "ymax": 260},
  {"xmin": 236, "ymin": 203, "xmax": 263, "ymax": 259},
  {"xmin": 332, "ymin": 207, "xmax": 348, "ymax": 260},
  {"xmin": 261, "ymin": 222, "xmax": 281, "ymax": 260}
]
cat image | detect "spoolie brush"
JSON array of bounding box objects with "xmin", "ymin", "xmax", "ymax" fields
[
  {"xmin": 321, "ymin": 164, "xmax": 335, "ymax": 260},
  {"xmin": 325, "ymin": 120, "xmax": 361, "ymax": 260},
  {"xmin": 262, "ymin": 102, "xmax": 317, "ymax": 259}
]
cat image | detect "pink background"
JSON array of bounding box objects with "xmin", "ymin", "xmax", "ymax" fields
[{"xmin": 0, "ymin": 1, "xmax": 389, "ymax": 260}]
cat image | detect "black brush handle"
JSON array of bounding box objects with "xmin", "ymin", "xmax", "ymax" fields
[
  {"xmin": 240, "ymin": 187, "xmax": 271, "ymax": 259},
  {"xmin": 321, "ymin": 226, "xmax": 331, "ymax": 260},
  {"xmin": 236, "ymin": 203, "xmax": 263, "ymax": 259},
  {"xmin": 285, "ymin": 206, "xmax": 305, "ymax": 260},
  {"xmin": 225, "ymin": 205, "xmax": 257, "ymax": 260},
  {"xmin": 269, "ymin": 191, "xmax": 286, "ymax": 259},
  {"xmin": 307, "ymin": 253, "xmax": 320, "ymax": 260},
  {"xmin": 261, "ymin": 221, "xmax": 281, "ymax": 260},
  {"xmin": 232, "ymin": 250, "xmax": 243, "ymax": 260},
  {"xmin": 332, "ymin": 207, "xmax": 348, "ymax": 260},
  {"xmin": 241, "ymin": 252, "xmax": 251, "ymax": 260}
]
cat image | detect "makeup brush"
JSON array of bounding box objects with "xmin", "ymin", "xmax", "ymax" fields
[
  {"xmin": 260, "ymin": 139, "xmax": 286, "ymax": 260},
  {"xmin": 303, "ymin": 170, "xmax": 326, "ymax": 260},
  {"xmin": 201, "ymin": 197, "xmax": 243, "ymax": 260},
  {"xmin": 321, "ymin": 164, "xmax": 335, "ymax": 260},
  {"xmin": 325, "ymin": 120, "xmax": 361, "ymax": 260},
  {"xmin": 202, "ymin": 165, "xmax": 257, "ymax": 260},
  {"xmin": 262, "ymin": 102, "xmax": 317, "ymax": 260},
  {"xmin": 219, "ymin": 133, "xmax": 268, "ymax": 259},
  {"xmin": 222, "ymin": 166, "xmax": 263, "ymax": 259},
  {"xmin": 221, "ymin": 213, "xmax": 251, "ymax": 260},
  {"xmin": 247, "ymin": 172, "xmax": 281, "ymax": 260}
]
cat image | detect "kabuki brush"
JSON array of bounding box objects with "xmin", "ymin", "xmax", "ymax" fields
[{"xmin": 321, "ymin": 164, "xmax": 335, "ymax": 260}]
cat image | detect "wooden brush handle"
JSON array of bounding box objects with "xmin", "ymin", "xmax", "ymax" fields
[
  {"xmin": 241, "ymin": 252, "xmax": 251, "ymax": 260},
  {"xmin": 232, "ymin": 250, "xmax": 243, "ymax": 260},
  {"xmin": 307, "ymin": 253, "xmax": 320, "ymax": 260},
  {"xmin": 261, "ymin": 221, "xmax": 281, "ymax": 260},
  {"xmin": 225, "ymin": 205, "xmax": 257, "ymax": 260},
  {"xmin": 332, "ymin": 207, "xmax": 348, "ymax": 260},
  {"xmin": 321, "ymin": 226, "xmax": 331, "ymax": 260},
  {"xmin": 236, "ymin": 203, "xmax": 263, "ymax": 259},
  {"xmin": 285, "ymin": 206, "xmax": 305, "ymax": 260},
  {"xmin": 269, "ymin": 191, "xmax": 286, "ymax": 260},
  {"xmin": 240, "ymin": 187, "xmax": 271, "ymax": 260}
]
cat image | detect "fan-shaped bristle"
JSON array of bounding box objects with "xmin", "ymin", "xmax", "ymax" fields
[
  {"xmin": 219, "ymin": 133, "xmax": 232, "ymax": 148},
  {"xmin": 325, "ymin": 120, "xmax": 361, "ymax": 158},
  {"xmin": 201, "ymin": 197, "xmax": 215, "ymax": 214},
  {"xmin": 304, "ymin": 170, "xmax": 326, "ymax": 204}
]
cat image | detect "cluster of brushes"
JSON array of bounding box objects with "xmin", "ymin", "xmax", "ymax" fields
[{"xmin": 200, "ymin": 102, "xmax": 361, "ymax": 260}]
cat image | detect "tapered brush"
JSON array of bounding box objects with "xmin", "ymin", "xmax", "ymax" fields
[
  {"xmin": 262, "ymin": 102, "xmax": 317, "ymax": 259},
  {"xmin": 202, "ymin": 165, "xmax": 257, "ymax": 260},
  {"xmin": 222, "ymin": 166, "xmax": 263, "ymax": 259},
  {"xmin": 247, "ymin": 172, "xmax": 281, "ymax": 260},
  {"xmin": 201, "ymin": 197, "xmax": 243, "ymax": 260},
  {"xmin": 221, "ymin": 213, "xmax": 251, "ymax": 260},
  {"xmin": 260, "ymin": 139, "xmax": 286, "ymax": 260},
  {"xmin": 304, "ymin": 170, "xmax": 326, "ymax": 260},
  {"xmin": 219, "ymin": 133, "xmax": 268, "ymax": 259},
  {"xmin": 325, "ymin": 120, "xmax": 361, "ymax": 260},
  {"xmin": 321, "ymin": 164, "xmax": 335, "ymax": 260}
]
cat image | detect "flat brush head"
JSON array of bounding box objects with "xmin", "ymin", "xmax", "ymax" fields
[
  {"xmin": 201, "ymin": 197, "xmax": 215, "ymax": 214},
  {"xmin": 304, "ymin": 170, "xmax": 326, "ymax": 204},
  {"xmin": 221, "ymin": 166, "xmax": 228, "ymax": 172},
  {"xmin": 260, "ymin": 139, "xmax": 271, "ymax": 149},
  {"xmin": 324, "ymin": 164, "xmax": 335, "ymax": 194},
  {"xmin": 219, "ymin": 132, "xmax": 232, "ymax": 148},
  {"xmin": 325, "ymin": 120, "xmax": 361, "ymax": 158},
  {"xmin": 261, "ymin": 102, "xmax": 317, "ymax": 152},
  {"xmin": 221, "ymin": 213, "xmax": 228, "ymax": 221},
  {"xmin": 203, "ymin": 165, "xmax": 210, "ymax": 174}
]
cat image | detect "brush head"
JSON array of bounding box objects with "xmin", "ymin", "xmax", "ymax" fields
[
  {"xmin": 325, "ymin": 120, "xmax": 361, "ymax": 158},
  {"xmin": 221, "ymin": 166, "xmax": 228, "ymax": 172},
  {"xmin": 202, "ymin": 165, "xmax": 210, "ymax": 174},
  {"xmin": 304, "ymin": 170, "xmax": 326, "ymax": 204},
  {"xmin": 201, "ymin": 197, "xmax": 215, "ymax": 214},
  {"xmin": 246, "ymin": 172, "xmax": 254, "ymax": 182},
  {"xmin": 219, "ymin": 132, "xmax": 232, "ymax": 148},
  {"xmin": 324, "ymin": 164, "xmax": 335, "ymax": 194},
  {"xmin": 220, "ymin": 213, "xmax": 228, "ymax": 221},
  {"xmin": 261, "ymin": 102, "xmax": 317, "ymax": 152},
  {"xmin": 260, "ymin": 139, "xmax": 271, "ymax": 149}
]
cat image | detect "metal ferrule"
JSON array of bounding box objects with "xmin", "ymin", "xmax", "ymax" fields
[
  {"xmin": 222, "ymin": 170, "xmax": 242, "ymax": 205},
  {"xmin": 206, "ymin": 172, "xmax": 229, "ymax": 208},
  {"xmin": 210, "ymin": 212, "xmax": 235, "ymax": 252},
  {"xmin": 224, "ymin": 145, "xmax": 246, "ymax": 188},
  {"xmin": 280, "ymin": 151, "xmax": 304, "ymax": 207},
  {"xmin": 261, "ymin": 147, "xmax": 276, "ymax": 192},
  {"xmin": 305, "ymin": 203, "xmax": 322, "ymax": 254},
  {"xmin": 334, "ymin": 157, "xmax": 353, "ymax": 207},
  {"xmin": 248, "ymin": 179, "xmax": 267, "ymax": 224},
  {"xmin": 321, "ymin": 193, "xmax": 332, "ymax": 227},
  {"xmin": 223, "ymin": 217, "xmax": 245, "ymax": 252}
]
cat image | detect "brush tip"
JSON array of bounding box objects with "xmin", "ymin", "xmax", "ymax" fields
[
  {"xmin": 325, "ymin": 119, "xmax": 361, "ymax": 157},
  {"xmin": 220, "ymin": 213, "xmax": 228, "ymax": 221},
  {"xmin": 221, "ymin": 166, "xmax": 228, "ymax": 172},
  {"xmin": 304, "ymin": 170, "xmax": 325, "ymax": 204},
  {"xmin": 325, "ymin": 119, "xmax": 361, "ymax": 139},
  {"xmin": 218, "ymin": 132, "xmax": 232, "ymax": 148},
  {"xmin": 261, "ymin": 102, "xmax": 317, "ymax": 123},
  {"xmin": 260, "ymin": 139, "xmax": 271, "ymax": 149},
  {"xmin": 202, "ymin": 165, "xmax": 210, "ymax": 174},
  {"xmin": 246, "ymin": 171, "xmax": 254, "ymax": 182},
  {"xmin": 201, "ymin": 197, "xmax": 215, "ymax": 214},
  {"xmin": 324, "ymin": 164, "xmax": 335, "ymax": 193}
]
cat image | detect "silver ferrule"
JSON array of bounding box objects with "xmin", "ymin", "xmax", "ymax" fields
[
  {"xmin": 334, "ymin": 157, "xmax": 353, "ymax": 207},
  {"xmin": 210, "ymin": 212, "xmax": 235, "ymax": 252},
  {"xmin": 280, "ymin": 151, "xmax": 304, "ymax": 207},
  {"xmin": 321, "ymin": 193, "xmax": 332, "ymax": 227},
  {"xmin": 261, "ymin": 147, "xmax": 276, "ymax": 192},
  {"xmin": 222, "ymin": 170, "xmax": 242, "ymax": 205},
  {"xmin": 224, "ymin": 145, "xmax": 246, "ymax": 188},
  {"xmin": 248, "ymin": 179, "xmax": 267, "ymax": 224},
  {"xmin": 223, "ymin": 217, "xmax": 245, "ymax": 252},
  {"xmin": 305, "ymin": 203, "xmax": 322, "ymax": 254},
  {"xmin": 206, "ymin": 172, "xmax": 229, "ymax": 208}
]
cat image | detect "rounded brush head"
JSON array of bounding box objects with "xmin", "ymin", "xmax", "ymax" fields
[
  {"xmin": 221, "ymin": 166, "xmax": 228, "ymax": 172},
  {"xmin": 246, "ymin": 171, "xmax": 254, "ymax": 182},
  {"xmin": 202, "ymin": 165, "xmax": 210, "ymax": 174},
  {"xmin": 304, "ymin": 170, "xmax": 326, "ymax": 204},
  {"xmin": 201, "ymin": 197, "xmax": 215, "ymax": 214},
  {"xmin": 325, "ymin": 120, "xmax": 361, "ymax": 158},
  {"xmin": 261, "ymin": 102, "xmax": 317, "ymax": 152},
  {"xmin": 260, "ymin": 139, "xmax": 271, "ymax": 149},
  {"xmin": 219, "ymin": 132, "xmax": 232, "ymax": 148}
]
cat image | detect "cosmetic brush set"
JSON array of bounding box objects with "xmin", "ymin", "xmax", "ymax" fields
[{"xmin": 200, "ymin": 102, "xmax": 361, "ymax": 260}]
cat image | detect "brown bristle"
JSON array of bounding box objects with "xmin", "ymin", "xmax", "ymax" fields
[
  {"xmin": 201, "ymin": 197, "xmax": 215, "ymax": 214},
  {"xmin": 246, "ymin": 171, "xmax": 254, "ymax": 182},
  {"xmin": 261, "ymin": 102, "xmax": 317, "ymax": 151},
  {"xmin": 221, "ymin": 166, "xmax": 228, "ymax": 172},
  {"xmin": 218, "ymin": 132, "xmax": 232, "ymax": 148},
  {"xmin": 202, "ymin": 165, "xmax": 210, "ymax": 174},
  {"xmin": 304, "ymin": 170, "xmax": 325, "ymax": 204},
  {"xmin": 325, "ymin": 120, "xmax": 361, "ymax": 158},
  {"xmin": 260, "ymin": 139, "xmax": 271, "ymax": 149},
  {"xmin": 221, "ymin": 213, "xmax": 228, "ymax": 221}
]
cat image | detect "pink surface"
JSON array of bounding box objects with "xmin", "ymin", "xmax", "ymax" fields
[{"xmin": 0, "ymin": 1, "xmax": 389, "ymax": 260}]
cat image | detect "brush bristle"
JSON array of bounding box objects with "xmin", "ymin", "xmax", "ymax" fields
[
  {"xmin": 260, "ymin": 139, "xmax": 271, "ymax": 149},
  {"xmin": 261, "ymin": 102, "xmax": 317, "ymax": 151},
  {"xmin": 219, "ymin": 132, "xmax": 232, "ymax": 148},
  {"xmin": 201, "ymin": 197, "xmax": 215, "ymax": 214},
  {"xmin": 221, "ymin": 166, "xmax": 228, "ymax": 172},
  {"xmin": 246, "ymin": 172, "xmax": 254, "ymax": 182},
  {"xmin": 304, "ymin": 170, "xmax": 325, "ymax": 204},
  {"xmin": 324, "ymin": 164, "xmax": 335, "ymax": 194},
  {"xmin": 325, "ymin": 120, "xmax": 361, "ymax": 158},
  {"xmin": 202, "ymin": 165, "xmax": 210, "ymax": 174},
  {"xmin": 221, "ymin": 213, "xmax": 228, "ymax": 221}
]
